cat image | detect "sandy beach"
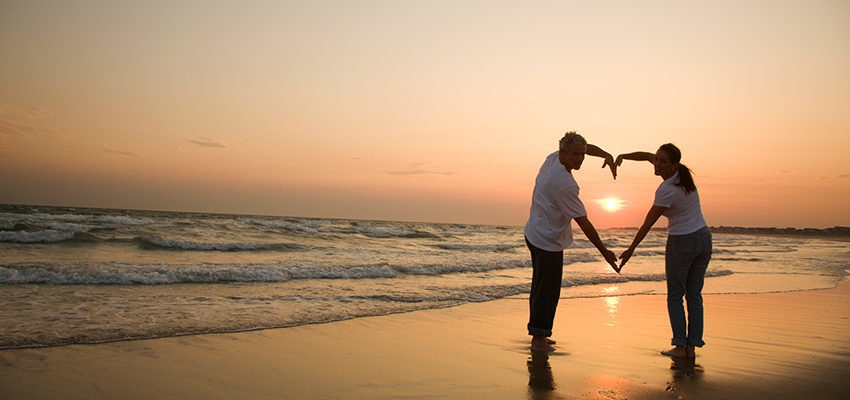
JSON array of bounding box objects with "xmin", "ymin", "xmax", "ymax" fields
[{"xmin": 2, "ymin": 279, "xmax": 849, "ymax": 400}]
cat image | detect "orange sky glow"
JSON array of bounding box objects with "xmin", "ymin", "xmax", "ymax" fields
[{"xmin": 2, "ymin": 1, "xmax": 849, "ymax": 228}]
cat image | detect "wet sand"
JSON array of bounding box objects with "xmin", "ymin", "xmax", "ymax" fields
[{"xmin": 2, "ymin": 280, "xmax": 849, "ymax": 399}]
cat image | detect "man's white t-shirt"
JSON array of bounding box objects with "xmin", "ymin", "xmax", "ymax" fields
[
  {"xmin": 524, "ymin": 151, "xmax": 588, "ymax": 252},
  {"xmin": 654, "ymin": 171, "xmax": 707, "ymax": 235}
]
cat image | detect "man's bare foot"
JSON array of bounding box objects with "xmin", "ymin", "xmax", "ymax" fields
[
  {"xmin": 546, "ymin": 338, "xmax": 556, "ymax": 345},
  {"xmin": 661, "ymin": 346, "xmax": 687, "ymax": 357},
  {"xmin": 531, "ymin": 336, "xmax": 555, "ymax": 352},
  {"xmin": 685, "ymin": 345, "xmax": 696, "ymax": 358}
]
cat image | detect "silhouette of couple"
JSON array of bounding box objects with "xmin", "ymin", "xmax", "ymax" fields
[{"xmin": 525, "ymin": 132, "xmax": 711, "ymax": 356}]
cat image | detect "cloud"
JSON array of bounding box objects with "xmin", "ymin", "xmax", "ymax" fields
[
  {"xmin": 0, "ymin": 137, "xmax": 10, "ymax": 157},
  {"xmin": 101, "ymin": 145, "xmax": 144, "ymax": 158},
  {"xmin": 0, "ymin": 119, "xmax": 39, "ymax": 138},
  {"xmin": 0, "ymin": 103, "xmax": 139, "ymax": 159},
  {"xmin": 388, "ymin": 162, "xmax": 456, "ymax": 176},
  {"xmin": 0, "ymin": 103, "xmax": 59, "ymax": 140},
  {"xmin": 0, "ymin": 103, "xmax": 50, "ymax": 120},
  {"xmin": 388, "ymin": 170, "xmax": 456, "ymax": 176},
  {"xmin": 0, "ymin": 104, "xmax": 68, "ymax": 157},
  {"xmin": 188, "ymin": 136, "xmax": 227, "ymax": 148},
  {"xmin": 74, "ymin": 144, "xmax": 144, "ymax": 157},
  {"xmin": 818, "ymin": 174, "xmax": 850, "ymax": 180}
]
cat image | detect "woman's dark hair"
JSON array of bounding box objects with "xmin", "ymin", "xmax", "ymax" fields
[{"xmin": 658, "ymin": 143, "xmax": 696, "ymax": 194}]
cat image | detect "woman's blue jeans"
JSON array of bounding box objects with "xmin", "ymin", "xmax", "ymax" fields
[{"xmin": 665, "ymin": 227, "xmax": 712, "ymax": 347}]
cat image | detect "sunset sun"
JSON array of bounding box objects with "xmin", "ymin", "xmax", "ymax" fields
[{"xmin": 596, "ymin": 197, "xmax": 625, "ymax": 213}]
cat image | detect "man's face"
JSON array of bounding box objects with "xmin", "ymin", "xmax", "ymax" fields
[{"xmin": 558, "ymin": 142, "xmax": 586, "ymax": 171}]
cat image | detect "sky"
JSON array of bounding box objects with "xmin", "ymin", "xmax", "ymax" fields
[{"xmin": 1, "ymin": 0, "xmax": 849, "ymax": 228}]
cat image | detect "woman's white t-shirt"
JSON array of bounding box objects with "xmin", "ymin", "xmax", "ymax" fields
[
  {"xmin": 654, "ymin": 171, "xmax": 707, "ymax": 236},
  {"xmin": 525, "ymin": 152, "xmax": 588, "ymax": 251}
]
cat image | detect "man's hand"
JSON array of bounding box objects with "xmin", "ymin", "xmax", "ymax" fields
[
  {"xmin": 586, "ymin": 144, "xmax": 617, "ymax": 180},
  {"xmin": 619, "ymin": 248, "xmax": 635, "ymax": 271},
  {"xmin": 601, "ymin": 155, "xmax": 617, "ymax": 180},
  {"xmin": 602, "ymin": 248, "xmax": 620, "ymax": 273}
]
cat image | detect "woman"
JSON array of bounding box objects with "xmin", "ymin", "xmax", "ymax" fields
[{"xmin": 617, "ymin": 143, "xmax": 712, "ymax": 358}]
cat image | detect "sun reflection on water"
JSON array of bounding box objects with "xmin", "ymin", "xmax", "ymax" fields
[{"xmin": 603, "ymin": 286, "xmax": 620, "ymax": 326}]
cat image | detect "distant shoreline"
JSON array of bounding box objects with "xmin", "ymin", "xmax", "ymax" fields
[
  {"xmin": 607, "ymin": 225, "xmax": 850, "ymax": 240},
  {"xmin": 709, "ymin": 225, "xmax": 850, "ymax": 240}
]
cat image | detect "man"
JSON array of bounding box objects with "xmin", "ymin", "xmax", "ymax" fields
[{"xmin": 524, "ymin": 131, "xmax": 619, "ymax": 351}]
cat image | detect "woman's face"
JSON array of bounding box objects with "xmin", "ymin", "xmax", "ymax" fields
[{"xmin": 654, "ymin": 149, "xmax": 677, "ymax": 179}]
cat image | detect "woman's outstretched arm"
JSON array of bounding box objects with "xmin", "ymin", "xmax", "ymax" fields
[
  {"xmin": 619, "ymin": 205, "xmax": 666, "ymax": 270},
  {"xmin": 615, "ymin": 151, "xmax": 656, "ymax": 166}
]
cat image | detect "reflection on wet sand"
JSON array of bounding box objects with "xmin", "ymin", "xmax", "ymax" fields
[
  {"xmin": 527, "ymin": 351, "xmax": 562, "ymax": 400},
  {"xmin": 665, "ymin": 356, "xmax": 705, "ymax": 397}
]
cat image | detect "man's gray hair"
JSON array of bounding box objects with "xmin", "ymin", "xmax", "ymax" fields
[{"xmin": 559, "ymin": 131, "xmax": 586, "ymax": 151}]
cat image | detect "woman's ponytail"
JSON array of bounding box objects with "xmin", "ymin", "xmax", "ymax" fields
[{"xmin": 677, "ymin": 163, "xmax": 696, "ymax": 194}]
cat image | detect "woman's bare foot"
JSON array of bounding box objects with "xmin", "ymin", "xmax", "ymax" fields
[
  {"xmin": 531, "ymin": 336, "xmax": 555, "ymax": 352},
  {"xmin": 661, "ymin": 345, "xmax": 688, "ymax": 357}
]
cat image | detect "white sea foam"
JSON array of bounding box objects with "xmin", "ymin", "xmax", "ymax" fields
[
  {"xmin": 33, "ymin": 222, "xmax": 97, "ymax": 232},
  {"xmin": 138, "ymin": 237, "xmax": 303, "ymax": 252},
  {"xmin": 0, "ymin": 262, "xmax": 405, "ymax": 284},
  {"xmin": 0, "ymin": 212, "xmax": 152, "ymax": 226},
  {"xmin": 432, "ymin": 243, "xmax": 523, "ymax": 251},
  {"xmin": 0, "ymin": 230, "xmax": 75, "ymax": 243},
  {"xmin": 238, "ymin": 218, "xmax": 321, "ymax": 234}
]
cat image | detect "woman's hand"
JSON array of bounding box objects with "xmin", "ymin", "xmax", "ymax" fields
[
  {"xmin": 619, "ymin": 248, "xmax": 635, "ymax": 271},
  {"xmin": 615, "ymin": 154, "xmax": 626, "ymax": 167}
]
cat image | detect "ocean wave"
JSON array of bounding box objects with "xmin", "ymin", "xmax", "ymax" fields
[
  {"xmin": 238, "ymin": 218, "xmax": 444, "ymax": 239},
  {"xmin": 0, "ymin": 211, "xmax": 153, "ymax": 226},
  {"xmin": 431, "ymin": 243, "xmax": 523, "ymax": 251},
  {"xmin": 393, "ymin": 261, "xmax": 530, "ymax": 275},
  {"xmin": 634, "ymin": 249, "xmax": 666, "ymax": 257},
  {"xmin": 390, "ymin": 254, "xmax": 601, "ymax": 276},
  {"xmin": 338, "ymin": 226, "xmax": 441, "ymax": 239},
  {"xmin": 134, "ymin": 237, "xmax": 306, "ymax": 252},
  {"xmin": 0, "ymin": 230, "xmax": 76, "ymax": 243},
  {"xmin": 564, "ymin": 269, "xmax": 733, "ymax": 286},
  {"xmin": 439, "ymin": 225, "xmax": 508, "ymax": 234},
  {"xmin": 0, "ymin": 263, "xmax": 398, "ymax": 284},
  {"xmin": 713, "ymin": 257, "xmax": 763, "ymax": 262},
  {"xmin": 0, "ymin": 261, "xmax": 524, "ymax": 284},
  {"xmin": 0, "ymin": 260, "xmax": 736, "ymax": 289},
  {"xmin": 0, "ymin": 221, "xmax": 97, "ymax": 232},
  {"xmin": 237, "ymin": 218, "xmax": 322, "ymax": 234},
  {"xmin": 568, "ymin": 238, "xmax": 657, "ymax": 249},
  {"xmin": 350, "ymin": 284, "xmax": 531, "ymax": 303},
  {"xmin": 32, "ymin": 222, "xmax": 98, "ymax": 232},
  {"xmin": 3, "ymin": 257, "xmax": 696, "ymax": 285}
]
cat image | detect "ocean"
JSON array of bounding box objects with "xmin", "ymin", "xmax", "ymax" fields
[{"xmin": 1, "ymin": 204, "xmax": 847, "ymax": 349}]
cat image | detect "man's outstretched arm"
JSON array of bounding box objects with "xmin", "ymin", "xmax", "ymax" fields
[
  {"xmin": 574, "ymin": 216, "xmax": 619, "ymax": 273},
  {"xmin": 586, "ymin": 144, "xmax": 617, "ymax": 179}
]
